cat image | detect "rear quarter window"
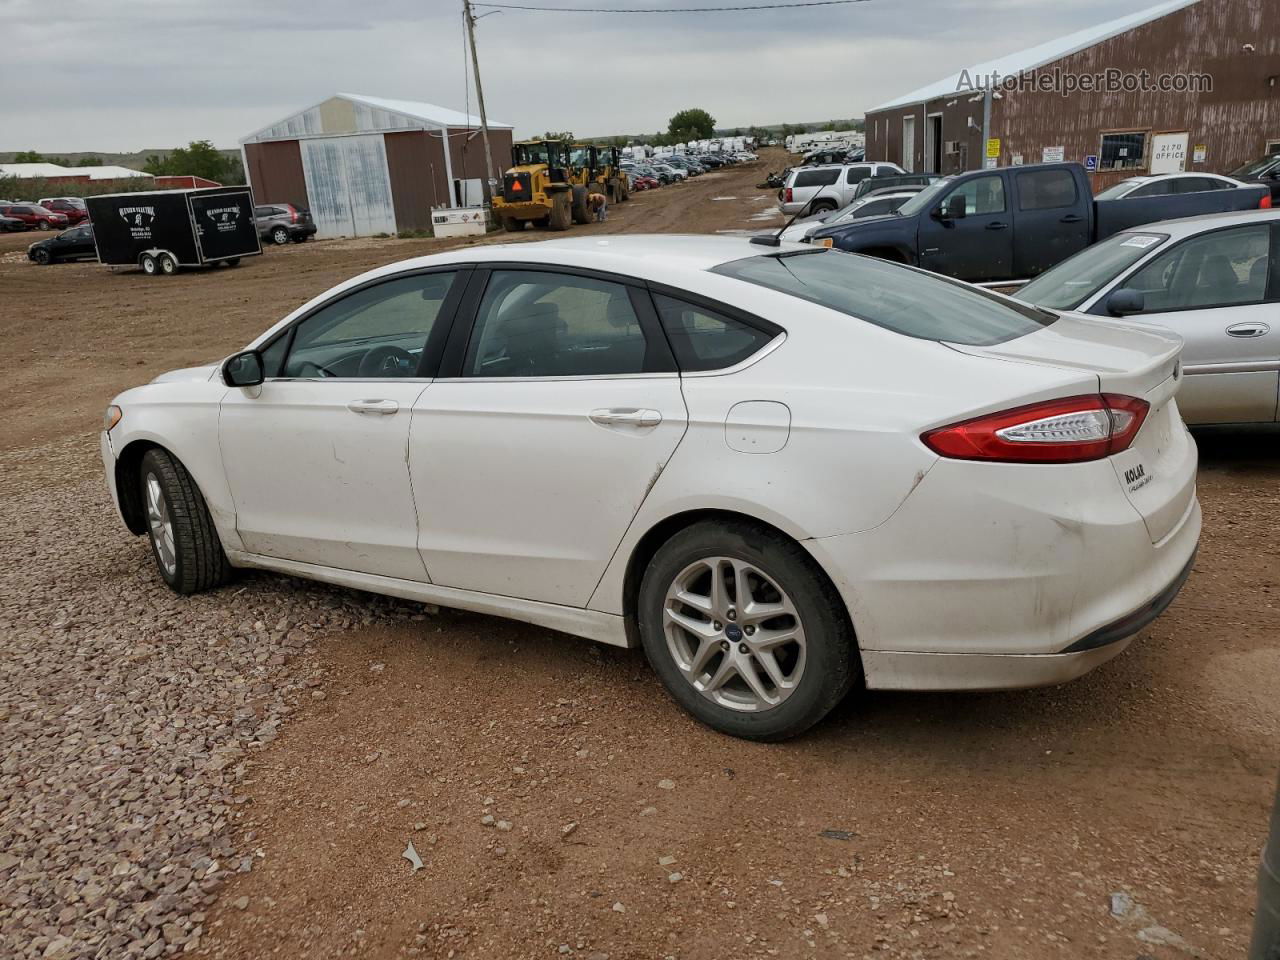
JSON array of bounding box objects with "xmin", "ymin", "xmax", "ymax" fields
[
  {"xmin": 713, "ymin": 251, "xmax": 1056, "ymax": 346},
  {"xmin": 794, "ymin": 169, "xmax": 840, "ymax": 188}
]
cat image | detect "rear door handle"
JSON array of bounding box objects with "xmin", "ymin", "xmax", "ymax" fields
[
  {"xmin": 1226, "ymin": 323, "xmax": 1270, "ymax": 338},
  {"xmin": 347, "ymin": 399, "xmax": 400, "ymax": 415},
  {"xmin": 1060, "ymin": 214, "xmax": 1084, "ymax": 223},
  {"xmin": 589, "ymin": 407, "xmax": 662, "ymax": 428},
  {"xmin": 985, "ymin": 221, "xmax": 1008, "ymax": 230}
]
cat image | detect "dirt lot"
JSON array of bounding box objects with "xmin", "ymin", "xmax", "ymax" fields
[{"xmin": 1, "ymin": 150, "xmax": 1277, "ymax": 960}]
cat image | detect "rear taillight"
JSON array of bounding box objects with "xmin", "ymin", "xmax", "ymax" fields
[
  {"xmin": 922, "ymin": 394, "xmax": 1149, "ymax": 464},
  {"xmin": 784, "ymin": 187, "xmax": 793, "ymax": 203},
  {"xmin": 1261, "ymin": 194, "xmax": 1273, "ymax": 209},
  {"xmin": 290, "ymin": 206, "xmax": 299, "ymax": 223}
]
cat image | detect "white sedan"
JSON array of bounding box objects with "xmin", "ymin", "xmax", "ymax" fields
[{"xmin": 101, "ymin": 237, "xmax": 1200, "ymax": 740}]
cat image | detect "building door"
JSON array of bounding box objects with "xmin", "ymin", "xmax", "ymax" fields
[
  {"xmin": 902, "ymin": 116, "xmax": 916, "ymax": 172},
  {"xmin": 1150, "ymin": 132, "xmax": 1189, "ymax": 174},
  {"xmin": 925, "ymin": 114, "xmax": 943, "ymax": 173},
  {"xmin": 301, "ymin": 134, "xmax": 397, "ymax": 238}
]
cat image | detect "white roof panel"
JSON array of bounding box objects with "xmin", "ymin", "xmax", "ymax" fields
[
  {"xmin": 870, "ymin": 0, "xmax": 1200, "ymax": 112},
  {"xmin": 339, "ymin": 93, "xmax": 512, "ymax": 131},
  {"xmin": 0, "ymin": 162, "xmax": 149, "ymax": 180}
]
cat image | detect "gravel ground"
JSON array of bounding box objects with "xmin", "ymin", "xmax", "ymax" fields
[{"xmin": 0, "ymin": 152, "xmax": 1276, "ymax": 960}]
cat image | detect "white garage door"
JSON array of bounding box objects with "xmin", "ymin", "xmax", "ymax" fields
[{"xmin": 301, "ymin": 134, "xmax": 396, "ymax": 238}]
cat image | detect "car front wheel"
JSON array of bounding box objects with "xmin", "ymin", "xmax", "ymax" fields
[
  {"xmin": 638, "ymin": 520, "xmax": 859, "ymax": 741},
  {"xmin": 139, "ymin": 448, "xmax": 232, "ymax": 594}
]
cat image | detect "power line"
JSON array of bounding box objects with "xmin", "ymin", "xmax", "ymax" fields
[{"xmin": 472, "ymin": 0, "xmax": 871, "ymax": 12}]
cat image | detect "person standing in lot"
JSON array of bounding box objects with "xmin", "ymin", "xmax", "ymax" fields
[
  {"xmin": 589, "ymin": 192, "xmax": 607, "ymax": 221},
  {"xmin": 1254, "ymin": 773, "xmax": 1280, "ymax": 960}
]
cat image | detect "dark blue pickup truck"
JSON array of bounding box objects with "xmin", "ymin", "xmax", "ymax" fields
[{"xmin": 807, "ymin": 162, "xmax": 1271, "ymax": 283}]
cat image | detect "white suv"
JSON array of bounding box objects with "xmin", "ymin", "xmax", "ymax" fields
[{"xmin": 779, "ymin": 162, "xmax": 905, "ymax": 215}]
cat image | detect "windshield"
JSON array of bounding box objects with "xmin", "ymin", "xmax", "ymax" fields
[
  {"xmin": 1231, "ymin": 156, "xmax": 1280, "ymax": 178},
  {"xmin": 568, "ymin": 147, "xmax": 591, "ymax": 168},
  {"xmin": 1094, "ymin": 179, "xmax": 1145, "ymax": 200},
  {"xmin": 713, "ymin": 250, "xmax": 1056, "ymax": 346},
  {"xmin": 1015, "ymin": 231, "xmax": 1170, "ymax": 310},
  {"xmin": 514, "ymin": 143, "xmax": 555, "ymax": 166},
  {"xmin": 895, "ymin": 179, "xmax": 951, "ymax": 217}
]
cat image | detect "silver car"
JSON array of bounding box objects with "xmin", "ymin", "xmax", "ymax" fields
[{"xmin": 1015, "ymin": 209, "xmax": 1280, "ymax": 425}]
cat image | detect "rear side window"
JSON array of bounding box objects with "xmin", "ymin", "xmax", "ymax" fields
[
  {"xmin": 845, "ymin": 167, "xmax": 871, "ymax": 184},
  {"xmin": 713, "ymin": 251, "xmax": 1055, "ymax": 346},
  {"xmin": 1016, "ymin": 169, "xmax": 1078, "ymax": 210},
  {"xmin": 653, "ymin": 294, "xmax": 774, "ymax": 371},
  {"xmin": 794, "ymin": 169, "xmax": 840, "ymax": 188}
]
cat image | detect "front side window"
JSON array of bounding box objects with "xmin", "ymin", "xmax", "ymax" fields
[
  {"xmin": 1016, "ymin": 169, "xmax": 1078, "ymax": 210},
  {"xmin": 280, "ymin": 272, "xmax": 457, "ymax": 378},
  {"xmin": 943, "ymin": 175, "xmax": 1006, "ymax": 216},
  {"xmin": 845, "ymin": 167, "xmax": 871, "ymax": 184},
  {"xmin": 714, "ymin": 250, "xmax": 1054, "ymax": 346},
  {"xmin": 1100, "ymin": 132, "xmax": 1147, "ymax": 171},
  {"xmin": 465, "ymin": 271, "xmax": 655, "ymax": 378},
  {"xmin": 653, "ymin": 294, "xmax": 774, "ymax": 371},
  {"xmin": 1126, "ymin": 224, "xmax": 1272, "ymax": 312}
]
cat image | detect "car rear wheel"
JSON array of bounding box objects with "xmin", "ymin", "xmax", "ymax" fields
[
  {"xmin": 290, "ymin": 234, "xmax": 307, "ymax": 243},
  {"xmin": 140, "ymin": 253, "xmax": 158, "ymax": 275},
  {"xmin": 139, "ymin": 448, "xmax": 233, "ymax": 595},
  {"xmin": 810, "ymin": 200, "xmax": 837, "ymax": 215},
  {"xmin": 32, "ymin": 248, "xmax": 51, "ymax": 265},
  {"xmin": 271, "ymin": 226, "xmax": 289, "ymax": 245},
  {"xmin": 638, "ymin": 520, "xmax": 859, "ymax": 741},
  {"xmin": 158, "ymin": 253, "xmax": 177, "ymax": 276},
  {"xmin": 223, "ymin": 257, "xmax": 241, "ymax": 267}
]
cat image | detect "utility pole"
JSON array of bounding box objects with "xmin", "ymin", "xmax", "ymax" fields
[{"xmin": 462, "ymin": 0, "xmax": 497, "ymax": 206}]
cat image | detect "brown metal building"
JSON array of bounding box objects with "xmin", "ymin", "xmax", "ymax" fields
[
  {"xmin": 865, "ymin": 0, "xmax": 1280, "ymax": 191},
  {"xmin": 240, "ymin": 93, "xmax": 514, "ymax": 237}
]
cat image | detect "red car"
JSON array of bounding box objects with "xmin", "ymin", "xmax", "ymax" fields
[
  {"xmin": 39, "ymin": 198, "xmax": 90, "ymax": 226},
  {"xmin": 631, "ymin": 175, "xmax": 660, "ymax": 191},
  {"xmin": 0, "ymin": 204, "xmax": 68, "ymax": 230}
]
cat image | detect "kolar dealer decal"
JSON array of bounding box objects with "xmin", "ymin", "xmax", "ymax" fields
[{"xmin": 119, "ymin": 206, "xmax": 156, "ymax": 240}]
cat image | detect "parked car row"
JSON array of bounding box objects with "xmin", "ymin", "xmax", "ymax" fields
[{"xmin": 621, "ymin": 150, "xmax": 757, "ymax": 190}]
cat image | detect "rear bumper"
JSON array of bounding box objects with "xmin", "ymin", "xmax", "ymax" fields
[{"xmin": 804, "ymin": 447, "xmax": 1201, "ymax": 692}]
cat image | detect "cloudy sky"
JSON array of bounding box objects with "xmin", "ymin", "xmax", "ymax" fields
[{"xmin": 5, "ymin": 0, "xmax": 1168, "ymax": 152}]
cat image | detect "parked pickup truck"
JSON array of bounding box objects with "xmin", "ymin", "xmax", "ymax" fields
[{"xmin": 806, "ymin": 162, "xmax": 1272, "ymax": 283}]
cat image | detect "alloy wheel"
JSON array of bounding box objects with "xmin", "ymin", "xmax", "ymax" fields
[
  {"xmin": 662, "ymin": 556, "xmax": 806, "ymax": 712},
  {"xmin": 145, "ymin": 473, "xmax": 177, "ymax": 577}
]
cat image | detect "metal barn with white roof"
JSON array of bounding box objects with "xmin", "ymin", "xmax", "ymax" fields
[
  {"xmin": 240, "ymin": 93, "xmax": 514, "ymax": 238},
  {"xmin": 864, "ymin": 0, "xmax": 1280, "ymax": 190}
]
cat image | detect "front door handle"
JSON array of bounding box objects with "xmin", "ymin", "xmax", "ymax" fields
[
  {"xmin": 985, "ymin": 221, "xmax": 1008, "ymax": 230},
  {"xmin": 1226, "ymin": 322, "xmax": 1270, "ymax": 338},
  {"xmin": 1060, "ymin": 214, "xmax": 1084, "ymax": 223},
  {"xmin": 589, "ymin": 407, "xmax": 662, "ymax": 428},
  {"xmin": 347, "ymin": 399, "xmax": 400, "ymax": 415}
]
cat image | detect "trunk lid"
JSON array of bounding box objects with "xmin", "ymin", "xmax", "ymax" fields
[{"xmin": 947, "ymin": 312, "xmax": 1193, "ymax": 543}]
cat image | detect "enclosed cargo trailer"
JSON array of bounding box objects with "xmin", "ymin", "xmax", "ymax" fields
[{"xmin": 86, "ymin": 186, "xmax": 262, "ymax": 276}]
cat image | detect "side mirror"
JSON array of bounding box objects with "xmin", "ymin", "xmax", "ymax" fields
[
  {"xmin": 223, "ymin": 349, "xmax": 264, "ymax": 387},
  {"xmin": 946, "ymin": 195, "xmax": 968, "ymax": 220},
  {"xmin": 1106, "ymin": 288, "xmax": 1146, "ymax": 317}
]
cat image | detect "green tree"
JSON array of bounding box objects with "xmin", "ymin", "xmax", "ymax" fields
[
  {"xmin": 76, "ymin": 156, "xmax": 104, "ymax": 167},
  {"xmin": 13, "ymin": 150, "xmax": 45, "ymax": 163},
  {"xmin": 143, "ymin": 140, "xmax": 235, "ymax": 182},
  {"xmin": 667, "ymin": 108, "xmax": 715, "ymax": 142},
  {"xmin": 540, "ymin": 130, "xmax": 575, "ymax": 141}
]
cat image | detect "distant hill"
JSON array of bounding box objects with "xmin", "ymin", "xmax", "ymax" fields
[{"xmin": 0, "ymin": 148, "xmax": 240, "ymax": 170}]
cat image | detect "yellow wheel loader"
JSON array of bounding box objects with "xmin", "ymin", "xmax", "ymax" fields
[{"xmin": 492, "ymin": 140, "xmax": 578, "ymax": 232}]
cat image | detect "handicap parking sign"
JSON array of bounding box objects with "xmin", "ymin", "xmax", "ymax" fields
[{"xmin": 1085, "ymin": 154, "xmax": 1099, "ymax": 173}]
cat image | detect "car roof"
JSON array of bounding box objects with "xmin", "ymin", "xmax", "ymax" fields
[{"xmin": 1118, "ymin": 207, "xmax": 1280, "ymax": 236}]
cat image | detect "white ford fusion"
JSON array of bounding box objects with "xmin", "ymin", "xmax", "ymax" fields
[{"xmin": 101, "ymin": 236, "xmax": 1200, "ymax": 740}]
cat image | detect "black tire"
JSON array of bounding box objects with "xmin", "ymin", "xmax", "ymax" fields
[
  {"xmin": 290, "ymin": 234, "xmax": 307, "ymax": 243},
  {"xmin": 223, "ymin": 257, "xmax": 241, "ymax": 267},
  {"xmin": 571, "ymin": 186, "xmax": 590, "ymax": 225},
  {"xmin": 548, "ymin": 191, "xmax": 572, "ymax": 231},
  {"xmin": 32, "ymin": 248, "xmax": 51, "ymax": 265},
  {"xmin": 140, "ymin": 253, "xmax": 158, "ymax": 275},
  {"xmin": 637, "ymin": 519, "xmax": 859, "ymax": 741},
  {"xmin": 271, "ymin": 226, "xmax": 290, "ymax": 245},
  {"xmin": 158, "ymin": 253, "xmax": 177, "ymax": 276},
  {"xmin": 810, "ymin": 200, "xmax": 838, "ymax": 215},
  {"xmin": 504, "ymin": 217, "xmax": 525, "ymax": 233},
  {"xmin": 138, "ymin": 448, "xmax": 233, "ymax": 595}
]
